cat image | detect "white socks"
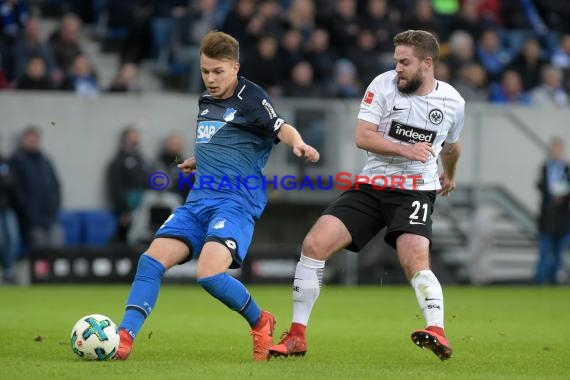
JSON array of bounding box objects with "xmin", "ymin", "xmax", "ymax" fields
[
  {"xmin": 290, "ymin": 258, "xmax": 444, "ymax": 330},
  {"xmin": 411, "ymin": 270, "xmax": 445, "ymax": 328},
  {"xmin": 292, "ymin": 254, "xmax": 325, "ymax": 326}
]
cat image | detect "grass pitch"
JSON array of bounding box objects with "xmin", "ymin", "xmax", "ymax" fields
[{"xmin": 0, "ymin": 285, "xmax": 569, "ymax": 379}]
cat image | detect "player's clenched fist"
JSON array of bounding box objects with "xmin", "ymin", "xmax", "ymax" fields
[
  {"xmin": 405, "ymin": 142, "xmax": 435, "ymax": 163},
  {"xmin": 293, "ymin": 144, "xmax": 320, "ymax": 163},
  {"xmin": 177, "ymin": 157, "xmax": 196, "ymax": 173}
]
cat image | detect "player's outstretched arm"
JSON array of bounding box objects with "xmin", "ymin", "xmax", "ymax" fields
[
  {"xmin": 277, "ymin": 123, "xmax": 320, "ymax": 163},
  {"xmin": 177, "ymin": 157, "xmax": 197, "ymax": 174},
  {"xmin": 438, "ymin": 141, "xmax": 461, "ymax": 196},
  {"xmin": 355, "ymin": 119, "xmax": 435, "ymax": 163}
]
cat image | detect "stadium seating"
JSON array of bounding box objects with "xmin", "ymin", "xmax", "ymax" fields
[
  {"xmin": 58, "ymin": 211, "xmax": 83, "ymax": 247},
  {"xmin": 58, "ymin": 209, "xmax": 118, "ymax": 247},
  {"xmin": 79, "ymin": 210, "xmax": 118, "ymax": 246}
]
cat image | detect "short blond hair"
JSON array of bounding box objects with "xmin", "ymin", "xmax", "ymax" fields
[{"xmin": 200, "ymin": 31, "xmax": 240, "ymax": 62}]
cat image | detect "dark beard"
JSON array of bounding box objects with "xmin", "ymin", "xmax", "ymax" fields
[{"xmin": 398, "ymin": 76, "xmax": 422, "ymax": 94}]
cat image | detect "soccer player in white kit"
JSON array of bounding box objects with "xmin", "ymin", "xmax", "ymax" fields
[{"xmin": 270, "ymin": 30, "xmax": 465, "ymax": 361}]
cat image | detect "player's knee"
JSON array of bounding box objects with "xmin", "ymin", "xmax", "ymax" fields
[
  {"xmin": 147, "ymin": 238, "xmax": 190, "ymax": 270},
  {"xmin": 302, "ymin": 233, "xmax": 328, "ymax": 261},
  {"xmin": 196, "ymin": 262, "xmax": 225, "ymax": 279}
]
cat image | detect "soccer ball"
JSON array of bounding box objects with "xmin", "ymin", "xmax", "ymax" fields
[{"xmin": 70, "ymin": 314, "xmax": 119, "ymax": 360}]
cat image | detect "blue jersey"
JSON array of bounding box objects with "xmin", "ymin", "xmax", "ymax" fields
[{"xmin": 188, "ymin": 76, "xmax": 285, "ymax": 219}]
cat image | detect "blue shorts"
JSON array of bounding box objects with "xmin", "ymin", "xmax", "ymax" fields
[{"xmin": 155, "ymin": 198, "xmax": 255, "ymax": 269}]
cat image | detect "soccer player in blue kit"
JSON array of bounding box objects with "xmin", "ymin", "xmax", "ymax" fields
[{"xmin": 115, "ymin": 31, "xmax": 320, "ymax": 361}]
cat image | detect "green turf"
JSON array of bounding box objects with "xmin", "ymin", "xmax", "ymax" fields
[{"xmin": 0, "ymin": 285, "xmax": 569, "ymax": 379}]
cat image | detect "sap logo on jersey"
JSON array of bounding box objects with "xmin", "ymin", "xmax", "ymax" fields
[
  {"xmin": 388, "ymin": 120, "xmax": 436, "ymax": 144},
  {"xmin": 196, "ymin": 121, "xmax": 225, "ymax": 143}
]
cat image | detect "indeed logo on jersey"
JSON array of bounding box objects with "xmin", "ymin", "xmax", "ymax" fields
[
  {"xmin": 388, "ymin": 120, "xmax": 436, "ymax": 144},
  {"xmin": 196, "ymin": 121, "xmax": 225, "ymax": 143}
]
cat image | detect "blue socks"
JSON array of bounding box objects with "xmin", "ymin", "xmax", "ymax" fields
[
  {"xmin": 119, "ymin": 254, "xmax": 165, "ymax": 339},
  {"xmin": 198, "ymin": 273, "xmax": 261, "ymax": 327},
  {"xmin": 120, "ymin": 254, "xmax": 261, "ymax": 340}
]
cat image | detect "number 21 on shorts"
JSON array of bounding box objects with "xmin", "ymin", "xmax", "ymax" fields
[{"xmin": 409, "ymin": 201, "xmax": 428, "ymax": 225}]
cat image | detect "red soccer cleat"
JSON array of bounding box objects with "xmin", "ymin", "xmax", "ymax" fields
[
  {"xmin": 269, "ymin": 324, "xmax": 307, "ymax": 358},
  {"xmin": 411, "ymin": 327, "xmax": 453, "ymax": 361},
  {"xmin": 115, "ymin": 329, "xmax": 134, "ymax": 360},
  {"xmin": 250, "ymin": 310, "xmax": 276, "ymax": 361}
]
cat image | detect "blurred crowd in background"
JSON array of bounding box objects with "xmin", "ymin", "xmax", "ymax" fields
[
  {"xmin": 1, "ymin": 0, "xmax": 570, "ymax": 285},
  {"xmin": 0, "ymin": 122, "xmax": 190, "ymax": 283},
  {"xmin": 0, "ymin": 0, "xmax": 569, "ymax": 106}
]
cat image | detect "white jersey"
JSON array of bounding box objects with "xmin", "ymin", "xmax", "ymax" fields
[{"xmin": 357, "ymin": 70, "xmax": 465, "ymax": 190}]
